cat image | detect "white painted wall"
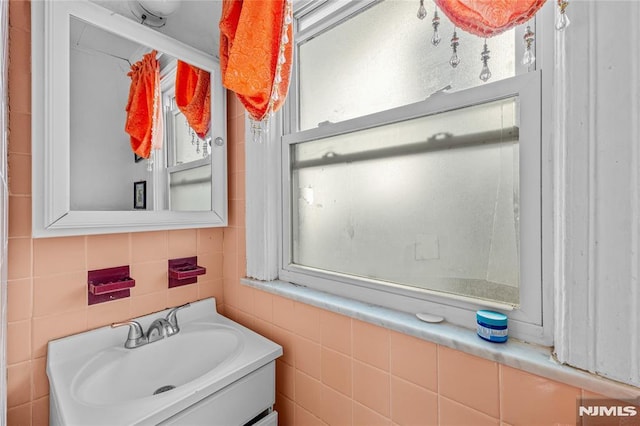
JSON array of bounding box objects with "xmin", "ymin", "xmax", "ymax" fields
[
  {"xmin": 69, "ymin": 46, "xmax": 152, "ymax": 210},
  {"xmin": 555, "ymin": 0, "xmax": 640, "ymax": 386}
]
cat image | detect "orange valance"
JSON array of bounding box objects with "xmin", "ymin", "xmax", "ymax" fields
[
  {"xmin": 125, "ymin": 50, "xmax": 162, "ymax": 159},
  {"xmin": 434, "ymin": 0, "xmax": 547, "ymax": 37},
  {"xmin": 175, "ymin": 60, "xmax": 211, "ymax": 138},
  {"xmin": 219, "ymin": 0, "xmax": 293, "ymax": 121}
]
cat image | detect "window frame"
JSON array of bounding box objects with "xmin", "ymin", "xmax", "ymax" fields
[
  {"xmin": 281, "ymin": 70, "xmax": 545, "ymax": 340},
  {"xmin": 246, "ymin": 0, "xmax": 555, "ymax": 346},
  {"xmin": 160, "ymin": 64, "xmax": 214, "ymax": 212}
]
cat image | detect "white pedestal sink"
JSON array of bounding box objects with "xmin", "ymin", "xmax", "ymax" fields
[{"xmin": 47, "ymin": 298, "xmax": 282, "ymax": 426}]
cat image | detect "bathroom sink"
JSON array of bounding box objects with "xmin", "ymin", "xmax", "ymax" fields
[
  {"xmin": 47, "ymin": 298, "xmax": 282, "ymax": 425},
  {"xmin": 72, "ymin": 325, "xmax": 243, "ymax": 405}
]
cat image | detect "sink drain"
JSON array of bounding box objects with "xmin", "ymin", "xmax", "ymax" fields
[{"xmin": 153, "ymin": 385, "xmax": 176, "ymax": 395}]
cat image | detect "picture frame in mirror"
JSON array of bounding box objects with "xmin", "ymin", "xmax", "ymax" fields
[{"xmin": 134, "ymin": 181, "xmax": 146, "ymax": 209}]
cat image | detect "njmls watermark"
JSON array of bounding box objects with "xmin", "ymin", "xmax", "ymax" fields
[{"xmin": 577, "ymin": 398, "xmax": 640, "ymax": 425}]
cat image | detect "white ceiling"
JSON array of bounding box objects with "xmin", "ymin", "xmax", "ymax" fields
[{"xmin": 90, "ymin": 0, "xmax": 223, "ymax": 56}]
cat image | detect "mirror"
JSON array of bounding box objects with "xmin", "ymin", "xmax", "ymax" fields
[{"xmin": 32, "ymin": 1, "xmax": 227, "ymax": 237}]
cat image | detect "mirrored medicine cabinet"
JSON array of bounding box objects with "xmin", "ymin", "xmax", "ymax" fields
[{"xmin": 32, "ymin": 0, "xmax": 228, "ymax": 237}]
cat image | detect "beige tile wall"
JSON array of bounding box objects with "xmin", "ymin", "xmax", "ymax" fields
[
  {"xmin": 6, "ymin": 1, "xmax": 616, "ymax": 425},
  {"xmin": 6, "ymin": 1, "xmax": 224, "ymax": 423}
]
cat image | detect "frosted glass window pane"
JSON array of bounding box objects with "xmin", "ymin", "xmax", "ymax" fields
[
  {"xmin": 291, "ymin": 98, "xmax": 520, "ymax": 305},
  {"xmin": 169, "ymin": 164, "xmax": 211, "ymax": 211},
  {"xmin": 299, "ymin": 0, "xmax": 523, "ymax": 130}
]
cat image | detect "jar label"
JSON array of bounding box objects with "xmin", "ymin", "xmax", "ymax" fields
[{"xmin": 477, "ymin": 324, "xmax": 508, "ymax": 339}]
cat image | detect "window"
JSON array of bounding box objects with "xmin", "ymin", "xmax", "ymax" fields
[
  {"xmin": 295, "ymin": 1, "xmax": 531, "ymax": 131},
  {"xmin": 272, "ymin": 0, "xmax": 551, "ymax": 344},
  {"xmin": 160, "ymin": 64, "xmax": 213, "ymax": 212},
  {"xmin": 290, "ymin": 97, "xmax": 521, "ymax": 306}
]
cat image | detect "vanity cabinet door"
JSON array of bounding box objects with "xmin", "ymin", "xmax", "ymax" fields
[{"xmin": 158, "ymin": 362, "xmax": 276, "ymax": 426}]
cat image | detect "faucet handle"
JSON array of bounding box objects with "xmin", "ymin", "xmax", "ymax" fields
[
  {"xmin": 111, "ymin": 320, "xmax": 147, "ymax": 348},
  {"xmin": 165, "ymin": 303, "xmax": 190, "ymax": 335}
]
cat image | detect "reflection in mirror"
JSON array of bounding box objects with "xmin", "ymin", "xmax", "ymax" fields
[
  {"xmin": 32, "ymin": 0, "xmax": 227, "ymax": 237},
  {"xmin": 69, "ymin": 16, "xmax": 212, "ymax": 212},
  {"xmin": 163, "ymin": 67, "xmax": 213, "ymax": 212}
]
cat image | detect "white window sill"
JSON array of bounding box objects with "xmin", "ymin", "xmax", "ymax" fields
[{"xmin": 241, "ymin": 278, "xmax": 640, "ymax": 399}]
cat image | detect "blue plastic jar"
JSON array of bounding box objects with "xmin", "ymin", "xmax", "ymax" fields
[{"xmin": 476, "ymin": 310, "xmax": 508, "ymax": 343}]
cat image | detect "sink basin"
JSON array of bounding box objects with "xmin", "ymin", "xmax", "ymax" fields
[
  {"xmin": 72, "ymin": 325, "xmax": 243, "ymax": 405},
  {"xmin": 47, "ymin": 298, "xmax": 282, "ymax": 426}
]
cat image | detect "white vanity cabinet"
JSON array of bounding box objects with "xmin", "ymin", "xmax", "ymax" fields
[{"xmin": 159, "ymin": 363, "xmax": 277, "ymax": 426}]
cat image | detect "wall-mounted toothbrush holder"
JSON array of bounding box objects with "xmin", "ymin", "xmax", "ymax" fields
[
  {"xmin": 168, "ymin": 256, "xmax": 206, "ymax": 288},
  {"xmin": 88, "ymin": 265, "xmax": 135, "ymax": 305}
]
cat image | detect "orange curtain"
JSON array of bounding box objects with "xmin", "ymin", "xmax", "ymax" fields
[
  {"xmin": 125, "ymin": 50, "xmax": 162, "ymax": 159},
  {"xmin": 219, "ymin": 0, "xmax": 293, "ymax": 121},
  {"xmin": 434, "ymin": 0, "xmax": 546, "ymax": 37},
  {"xmin": 175, "ymin": 61, "xmax": 211, "ymax": 138}
]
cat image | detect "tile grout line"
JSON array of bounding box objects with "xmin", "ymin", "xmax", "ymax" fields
[
  {"xmin": 436, "ymin": 344, "xmax": 440, "ymax": 426},
  {"xmin": 498, "ymin": 362, "xmax": 503, "ymax": 423}
]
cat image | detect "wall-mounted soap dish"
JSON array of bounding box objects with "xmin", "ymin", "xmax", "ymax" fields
[
  {"xmin": 168, "ymin": 256, "xmax": 206, "ymax": 288},
  {"xmin": 88, "ymin": 265, "xmax": 135, "ymax": 305}
]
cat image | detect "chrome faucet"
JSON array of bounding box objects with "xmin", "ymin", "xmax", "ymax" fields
[
  {"xmin": 166, "ymin": 303, "xmax": 190, "ymax": 335},
  {"xmin": 110, "ymin": 320, "xmax": 147, "ymax": 349},
  {"xmin": 146, "ymin": 318, "xmax": 173, "ymax": 343},
  {"xmin": 111, "ymin": 303, "xmax": 191, "ymax": 349}
]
